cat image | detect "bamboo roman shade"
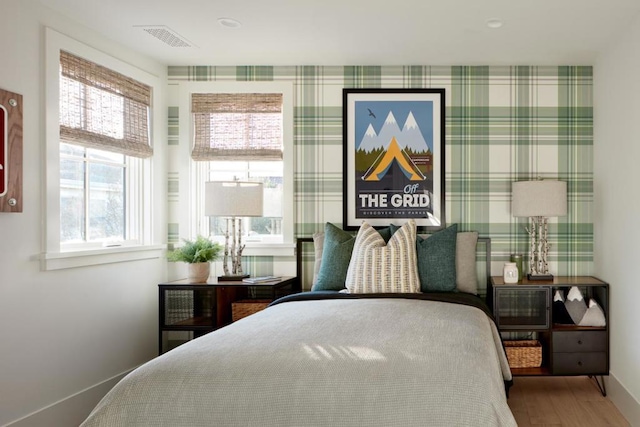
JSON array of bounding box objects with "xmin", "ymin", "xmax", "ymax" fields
[
  {"xmin": 59, "ymin": 50, "xmax": 153, "ymax": 158},
  {"xmin": 191, "ymin": 93, "xmax": 283, "ymax": 161}
]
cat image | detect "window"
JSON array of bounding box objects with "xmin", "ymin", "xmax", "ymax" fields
[
  {"xmin": 192, "ymin": 92, "xmax": 284, "ymax": 243},
  {"xmin": 57, "ymin": 50, "xmax": 151, "ymax": 248},
  {"xmin": 44, "ymin": 28, "xmax": 162, "ymax": 269},
  {"xmin": 178, "ymin": 82, "xmax": 294, "ymax": 252},
  {"xmin": 59, "ymin": 144, "xmax": 126, "ymax": 244}
]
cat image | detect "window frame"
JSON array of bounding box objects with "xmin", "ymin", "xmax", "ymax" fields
[
  {"xmin": 43, "ymin": 28, "xmax": 163, "ymax": 270},
  {"xmin": 178, "ymin": 81, "xmax": 295, "ymax": 256}
]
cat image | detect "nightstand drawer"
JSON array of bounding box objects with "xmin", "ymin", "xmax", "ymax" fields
[
  {"xmin": 552, "ymin": 352, "xmax": 607, "ymax": 375},
  {"xmin": 552, "ymin": 331, "xmax": 607, "ymax": 353}
]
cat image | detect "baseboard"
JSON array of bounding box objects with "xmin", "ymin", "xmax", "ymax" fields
[
  {"xmin": 606, "ymin": 373, "xmax": 640, "ymax": 426},
  {"xmin": 2, "ymin": 369, "xmax": 132, "ymax": 427}
]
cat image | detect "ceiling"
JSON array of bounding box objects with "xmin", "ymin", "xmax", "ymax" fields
[{"xmin": 38, "ymin": 0, "xmax": 640, "ymax": 66}]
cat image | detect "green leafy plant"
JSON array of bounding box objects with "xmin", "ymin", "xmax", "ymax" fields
[{"xmin": 167, "ymin": 235, "xmax": 222, "ymax": 263}]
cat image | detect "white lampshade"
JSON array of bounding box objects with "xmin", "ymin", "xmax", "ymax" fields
[
  {"xmin": 205, "ymin": 181, "xmax": 264, "ymax": 217},
  {"xmin": 512, "ymin": 180, "xmax": 567, "ymax": 217}
]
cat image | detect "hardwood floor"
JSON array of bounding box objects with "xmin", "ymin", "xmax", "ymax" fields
[{"xmin": 508, "ymin": 376, "xmax": 630, "ymax": 426}]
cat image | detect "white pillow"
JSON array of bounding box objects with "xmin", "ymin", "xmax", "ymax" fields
[
  {"xmin": 579, "ymin": 299, "xmax": 606, "ymax": 327},
  {"xmin": 345, "ymin": 220, "xmax": 420, "ymax": 294},
  {"xmin": 455, "ymin": 231, "xmax": 479, "ymax": 294},
  {"xmin": 565, "ymin": 286, "xmax": 587, "ymax": 324}
]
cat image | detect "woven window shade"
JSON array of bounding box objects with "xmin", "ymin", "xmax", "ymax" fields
[
  {"xmin": 59, "ymin": 50, "xmax": 152, "ymax": 158},
  {"xmin": 191, "ymin": 93, "xmax": 283, "ymax": 161}
]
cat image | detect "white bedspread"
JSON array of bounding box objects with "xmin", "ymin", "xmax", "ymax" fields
[{"xmin": 82, "ymin": 297, "xmax": 516, "ymax": 426}]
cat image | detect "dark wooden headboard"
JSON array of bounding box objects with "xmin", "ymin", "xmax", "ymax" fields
[{"xmin": 296, "ymin": 236, "xmax": 492, "ymax": 297}]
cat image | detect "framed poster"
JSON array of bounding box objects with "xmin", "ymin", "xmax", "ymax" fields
[{"xmin": 343, "ymin": 88, "xmax": 445, "ymax": 231}]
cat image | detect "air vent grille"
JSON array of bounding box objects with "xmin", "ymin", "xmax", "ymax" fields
[{"xmin": 136, "ymin": 25, "xmax": 193, "ymax": 48}]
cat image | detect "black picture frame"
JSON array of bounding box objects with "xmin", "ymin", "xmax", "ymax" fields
[{"xmin": 342, "ymin": 88, "xmax": 445, "ymax": 231}]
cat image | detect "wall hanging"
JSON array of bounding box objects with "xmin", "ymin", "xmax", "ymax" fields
[
  {"xmin": 342, "ymin": 88, "xmax": 445, "ymax": 231},
  {"xmin": 0, "ymin": 87, "xmax": 23, "ymax": 213}
]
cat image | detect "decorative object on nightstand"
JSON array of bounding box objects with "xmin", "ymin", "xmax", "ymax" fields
[
  {"xmin": 511, "ymin": 179, "xmax": 567, "ymax": 280},
  {"xmin": 565, "ymin": 286, "xmax": 588, "ymax": 324},
  {"xmin": 205, "ymin": 181, "xmax": 263, "ymax": 281},
  {"xmin": 502, "ymin": 262, "xmax": 519, "ymax": 283},
  {"xmin": 503, "ymin": 340, "xmax": 542, "ymax": 368},
  {"xmin": 509, "ymin": 253, "xmax": 523, "ymax": 281},
  {"xmin": 167, "ymin": 235, "xmax": 222, "ymax": 283},
  {"xmin": 552, "ymin": 290, "xmax": 574, "ymax": 324}
]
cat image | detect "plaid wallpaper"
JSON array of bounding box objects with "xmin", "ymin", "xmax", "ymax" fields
[{"xmin": 167, "ymin": 65, "xmax": 593, "ymax": 278}]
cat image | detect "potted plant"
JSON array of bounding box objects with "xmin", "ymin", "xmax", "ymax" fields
[{"xmin": 167, "ymin": 235, "xmax": 222, "ymax": 283}]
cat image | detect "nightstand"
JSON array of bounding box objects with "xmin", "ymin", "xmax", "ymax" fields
[
  {"xmin": 489, "ymin": 276, "xmax": 609, "ymax": 395},
  {"xmin": 158, "ymin": 276, "xmax": 298, "ymax": 354}
]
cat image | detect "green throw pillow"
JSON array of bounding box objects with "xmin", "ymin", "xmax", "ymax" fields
[
  {"xmin": 312, "ymin": 222, "xmax": 394, "ymax": 291},
  {"xmin": 312, "ymin": 223, "xmax": 356, "ymax": 291},
  {"xmin": 416, "ymin": 224, "xmax": 458, "ymax": 292}
]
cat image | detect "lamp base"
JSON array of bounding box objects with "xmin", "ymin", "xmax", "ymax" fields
[
  {"xmin": 217, "ymin": 274, "xmax": 250, "ymax": 282},
  {"xmin": 527, "ymin": 273, "xmax": 554, "ymax": 281}
]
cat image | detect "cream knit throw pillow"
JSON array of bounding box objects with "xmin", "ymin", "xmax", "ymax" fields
[{"xmin": 345, "ymin": 220, "xmax": 420, "ymax": 293}]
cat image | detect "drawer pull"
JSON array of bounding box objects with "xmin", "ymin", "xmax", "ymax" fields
[
  {"xmin": 578, "ymin": 361, "xmax": 583, "ymax": 366},
  {"xmin": 577, "ymin": 340, "xmax": 582, "ymax": 345}
]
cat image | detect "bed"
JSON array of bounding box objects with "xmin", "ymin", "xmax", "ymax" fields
[{"xmin": 81, "ymin": 222, "xmax": 516, "ymax": 426}]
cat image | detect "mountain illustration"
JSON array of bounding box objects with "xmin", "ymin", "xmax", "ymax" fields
[
  {"xmin": 358, "ymin": 123, "xmax": 380, "ymax": 153},
  {"xmin": 358, "ymin": 110, "xmax": 430, "ymax": 154},
  {"xmin": 401, "ymin": 111, "xmax": 430, "ymax": 153},
  {"xmin": 375, "ymin": 111, "xmax": 403, "ymax": 151},
  {"xmin": 362, "ymin": 137, "xmax": 425, "ymax": 181}
]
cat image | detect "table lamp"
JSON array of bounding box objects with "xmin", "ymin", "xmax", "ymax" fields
[
  {"xmin": 512, "ymin": 180, "xmax": 567, "ymax": 280},
  {"xmin": 205, "ymin": 181, "xmax": 264, "ymax": 280}
]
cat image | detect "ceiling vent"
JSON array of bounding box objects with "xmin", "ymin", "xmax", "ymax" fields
[{"xmin": 135, "ymin": 25, "xmax": 195, "ymax": 48}]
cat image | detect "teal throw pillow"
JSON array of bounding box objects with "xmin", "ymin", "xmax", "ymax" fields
[
  {"xmin": 312, "ymin": 223, "xmax": 356, "ymax": 291},
  {"xmin": 416, "ymin": 224, "xmax": 458, "ymax": 292},
  {"xmin": 312, "ymin": 222, "xmax": 394, "ymax": 291}
]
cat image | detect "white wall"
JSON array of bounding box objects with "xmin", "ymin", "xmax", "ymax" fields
[
  {"xmin": 0, "ymin": 1, "xmax": 168, "ymax": 426},
  {"xmin": 594, "ymin": 13, "xmax": 640, "ymax": 425}
]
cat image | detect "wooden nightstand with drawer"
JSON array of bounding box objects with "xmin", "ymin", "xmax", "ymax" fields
[{"xmin": 489, "ymin": 276, "xmax": 609, "ymax": 395}]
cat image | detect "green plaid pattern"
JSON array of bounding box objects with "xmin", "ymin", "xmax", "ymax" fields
[{"xmin": 168, "ymin": 65, "xmax": 593, "ymax": 277}]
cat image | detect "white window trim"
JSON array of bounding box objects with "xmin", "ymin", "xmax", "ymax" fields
[
  {"xmin": 177, "ymin": 81, "xmax": 295, "ymax": 257},
  {"xmin": 42, "ymin": 244, "xmax": 165, "ymax": 271},
  {"xmin": 43, "ymin": 28, "xmax": 163, "ymax": 270}
]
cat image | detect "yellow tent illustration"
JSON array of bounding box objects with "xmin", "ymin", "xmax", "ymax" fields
[{"xmin": 362, "ymin": 137, "xmax": 425, "ymax": 181}]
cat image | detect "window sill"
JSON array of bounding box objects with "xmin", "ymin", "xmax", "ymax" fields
[
  {"xmin": 242, "ymin": 242, "xmax": 295, "ymax": 257},
  {"xmin": 41, "ymin": 244, "xmax": 165, "ymax": 271}
]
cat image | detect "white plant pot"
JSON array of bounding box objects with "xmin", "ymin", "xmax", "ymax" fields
[{"xmin": 187, "ymin": 262, "xmax": 210, "ymax": 283}]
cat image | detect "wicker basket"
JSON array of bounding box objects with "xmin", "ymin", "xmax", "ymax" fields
[
  {"xmin": 504, "ymin": 340, "xmax": 542, "ymax": 368},
  {"xmin": 232, "ymin": 300, "xmax": 271, "ymax": 322}
]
